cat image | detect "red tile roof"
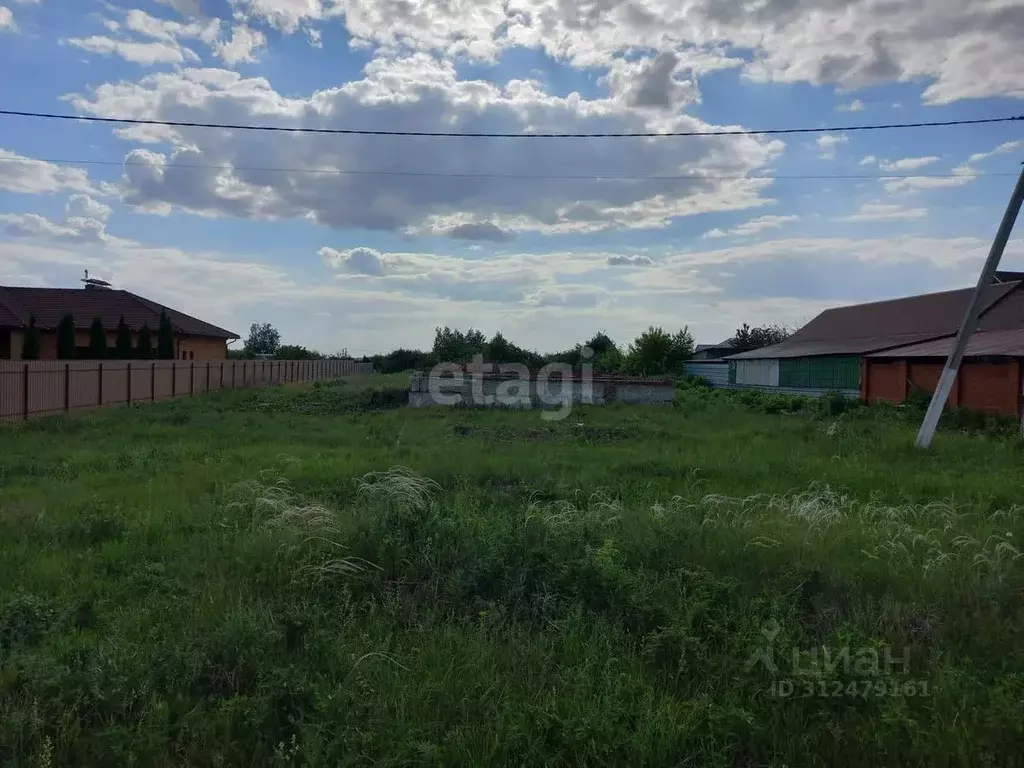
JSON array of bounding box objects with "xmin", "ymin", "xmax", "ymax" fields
[
  {"xmin": 0, "ymin": 286, "xmax": 238, "ymax": 339},
  {"xmin": 728, "ymin": 282, "xmax": 1020, "ymax": 360}
]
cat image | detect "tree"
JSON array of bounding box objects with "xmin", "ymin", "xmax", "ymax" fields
[
  {"xmin": 276, "ymin": 344, "xmax": 324, "ymax": 360},
  {"xmin": 136, "ymin": 325, "xmax": 153, "ymax": 359},
  {"xmin": 21, "ymin": 315, "xmax": 41, "ymax": 360},
  {"xmin": 56, "ymin": 314, "xmax": 76, "ymax": 360},
  {"xmin": 88, "ymin": 318, "xmax": 107, "ymax": 359},
  {"xmin": 115, "ymin": 316, "xmax": 133, "ymax": 359},
  {"xmin": 244, "ymin": 322, "xmax": 281, "ymax": 357},
  {"xmin": 730, "ymin": 323, "xmax": 791, "ymax": 353},
  {"xmin": 432, "ymin": 326, "xmax": 485, "ymax": 363},
  {"xmin": 625, "ymin": 326, "xmax": 694, "ymax": 375},
  {"xmin": 157, "ymin": 312, "xmax": 175, "ymax": 359}
]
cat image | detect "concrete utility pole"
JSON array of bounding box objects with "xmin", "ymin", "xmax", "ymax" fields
[{"xmin": 916, "ymin": 165, "xmax": 1024, "ymax": 449}]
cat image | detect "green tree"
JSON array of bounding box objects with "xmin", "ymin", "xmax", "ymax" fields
[
  {"xmin": 275, "ymin": 344, "xmax": 324, "ymax": 360},
  {"xmin": 157, "ymin": 312, "xmax": 175, "ymax": 359},
  {"xmin": 432, "ymin": 326, "xmax": 485, "ymax": 363},
  {"xmin": 625, "ymin": 326, "xmax": 694, "ymax": 375},
  {"xmin": 244, "ymin": 322, "xmax": 281, "ymax": 357},
  {"xmin": 88, "ymin": 318, "xmax": 107, "ymax": 359},
  {"xmin": 56, "ymin": 314, "xmax": 76, "ymax": 360},
  {"xmin": 21, "ymin": 315, "xmax": 41, "ymax": 360},
  {"xmin": 115, "ymin": 316, "xmax": 133, "ymax": 359},
  {"xmin": 731, "ymin": 323, "xmax": 791, "ymax": 353},
  {"xmin": 136, "ymin": 325, "xmax": 153, "ymax": 359}
]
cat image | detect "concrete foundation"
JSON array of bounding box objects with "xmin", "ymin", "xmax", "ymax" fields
[{"xmin": 408, "ymin": 372, "xmax": 676, "ymax": 409}]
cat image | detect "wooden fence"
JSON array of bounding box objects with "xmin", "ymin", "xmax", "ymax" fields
[{"xmin": 0, "ymin": 358, "xmax": 374, "ymax": 423}]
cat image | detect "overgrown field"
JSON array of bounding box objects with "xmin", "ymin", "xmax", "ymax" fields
[{"xmin": 2, "ymin": 377, "xmax": 1024, "ymax": 766}]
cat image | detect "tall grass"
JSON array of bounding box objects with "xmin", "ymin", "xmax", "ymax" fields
[{"xmin": 0, "ymin": 378, "xmax": 1022, "ymax": 766}]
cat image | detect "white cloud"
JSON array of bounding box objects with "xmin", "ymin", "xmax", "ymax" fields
[
  {"xmin": 859, "ymin": 155, "xmax": 877, "ymax": 166},
  {"xmin": 883, "ymin": 175, "xmax": 973, "ymax": 194},
  {"xmin": 878, "ymin": 156, "xmax": 940, "ymax": 172},
  {"xmin": 123, "ymin": 9, "xmax": 220, "ymax": 44},
  {"xmin": 963, "ymin": 140, "xmax": 1023, "ymax": 168},
  {"xmin": 0, "ymin": 6, "xmax": 15, "ymax": 31},
  {"xmin": 67, "ymin": 35, "xmax": 199, "ymax": 65},
  {"xmin": 607, "ymin": 254, "xmax": 655, "ymax": 267},
  {"xmin": 817, "ymin": 134, "xmax": 848, "ymax": 160},
  {"xmin": 839, "ymin": 203, "xmax": 928, "ymax": 222},
  {"xmin": 214, "ymin": 24, "xmax": 266, "ymax": 64},
  {"xmin": 319, "ymin": 246, "xmax": 387, "ymax": 275},
  {"xmin": 0, "ymin": 150, "xmax": 96, "ymax": 195},
  {"xmin": 66, "ymin": 59, "xmax": 783, "ymax": 237},
  {"xmin": 156, "ymin": 0, "xmax": 202, "ymax": 14},
  {"xmin": 704, "ymin": 214, "xmax": 798, "ymax": 239},
  {"xmin": 837, "ymin": 99, "xmax": 864, "ymax": 112},
  {"xmin": 66, "ymin": 194, "xmax": 112, "ymax": 222},
  {"xmin": 238, "ymin": 0, "xmax": 1024, "ymax": 104}
]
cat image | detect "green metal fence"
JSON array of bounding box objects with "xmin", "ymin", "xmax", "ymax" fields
[{"xmin": 778, "ymin": 356, "xmax": 860, "ymax": 390}]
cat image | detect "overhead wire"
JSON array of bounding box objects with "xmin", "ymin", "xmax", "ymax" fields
[{"xmin": 0, "ymin": 108, "xmax": 1021, "ymax": 138}]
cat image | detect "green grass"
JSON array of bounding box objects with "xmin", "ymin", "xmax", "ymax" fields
[{"xmin": 2, "ymin": 376, "xmax": 1024, "ymax": 766}]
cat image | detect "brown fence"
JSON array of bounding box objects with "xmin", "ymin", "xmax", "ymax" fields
[{"xmin": 0, "ymin": 358, "xmax": 375, "ymax": 423}]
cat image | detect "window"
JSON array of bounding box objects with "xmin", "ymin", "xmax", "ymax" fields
[
  {"xmin": 189, "ymin": 351, "xmax": 195, "ymax": 360},
  {"xmin": 181, "ymin": 350, "xmax": 187, "ymax": 360}
]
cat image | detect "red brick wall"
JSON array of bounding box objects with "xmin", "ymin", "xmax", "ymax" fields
[{"xmin": 864, "ymin": 359, "xmax": 1021, "ymax": 417}]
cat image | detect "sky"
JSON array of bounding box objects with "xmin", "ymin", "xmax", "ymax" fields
[{"xmin": 0, "ymin": 0, "xmax": 1022, "ymax": 356}]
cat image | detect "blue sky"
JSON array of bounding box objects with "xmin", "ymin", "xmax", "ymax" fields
[{"xmin": 0, "ymin": 0, "xmax": 1021, "ymax": 355}]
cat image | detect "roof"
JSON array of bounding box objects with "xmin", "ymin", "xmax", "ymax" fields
[
  {"xmin": 695, "ymin": 340, "xmax": 736, "ymax": 353},
  {"xmin": 0, "ymin": 286, "xmax": 238, "ymax": 339},
  {"xmin": 869, "ymin": 329, "xmax": 1024, "ymax": 359},
  {"xmin": 727, "ymin": 282, "xmax": 1020, "ymax": 360}
]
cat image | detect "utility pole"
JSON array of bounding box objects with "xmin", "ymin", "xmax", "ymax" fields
[{"xmin": 916, "ymin": 165, "xmax": 1024, "ymax": 449}]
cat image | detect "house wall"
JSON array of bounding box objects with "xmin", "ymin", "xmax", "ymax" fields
[
  {"xmin": 734, "ymin": 359, "xmax": 779, "ymax": 387},
  {"xmin": 175, "ymin": 336, "xmax": 228, "ymax": 361},
  {"xmin": 778, "ymin": 356, "xmax": 860, "ymax": 389},
  {"xmin": 863, "ymin": 358, "xmax": 1021, "ymax": 417}
]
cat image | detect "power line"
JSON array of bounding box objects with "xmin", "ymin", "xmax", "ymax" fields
[
  {"xmin": 0, "ymin": 155, "xmax": 1014, "ymax": 182},
  {"xmin": 0, "ymin": 108, "xmax": 1021, "ymax": 139}
]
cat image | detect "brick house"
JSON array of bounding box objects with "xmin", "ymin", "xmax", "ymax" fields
[{"xmin": 0, "ymin": 285, "xmax": 239, "ymax": 361}]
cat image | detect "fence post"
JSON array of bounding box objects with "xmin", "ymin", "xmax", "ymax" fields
[
  {"xmin": 127, "ymin": 362, "xmax": 132, "ymax": 406},
  {"xmin": 22, "ymin": 363, "xmax": 29, "ymax": 421},
  {"xmin": 220, "ymin": 361, "xmax": 224, "ymax": 389},
  {"xmin": 98, "ymin": 362, "xmax": 104, "ymax": 406},
  {"xmin": 64, "ymin": 363, "xmax": 70, "ymax": 413},
  {"xmin": 172, "ymin": 361, "xmax": 176, "ymax": 397},
  {"xmin": 190, "ymin": 362, "xmax": 195, "ymax": 395},
  {"xmin": 206, "ymin": 361, "xmax": 210, "ymax": 392},
  {"xmin": 151, "ymin": 362, "xmax": 156, "ymax": 402}
]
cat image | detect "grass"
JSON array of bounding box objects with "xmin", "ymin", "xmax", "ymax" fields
[{"xmin": 2, "ymin": 375, "xmax": 1024, "ymax": 766}]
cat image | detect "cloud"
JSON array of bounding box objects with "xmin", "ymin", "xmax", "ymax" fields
[
  {"xmin": 0, "ymin": 150, "xmax": 96, "ymax": 195},
  {"xmin": 0, "ymin": 6, "xmax": 15, "ymax": 31},
  {"xmin": 878, "ymin": 156, "xmax": 939, "ymax": 172},
  {"xmin": 1, "ymin": 212, "xmax": 113, "ymax": 244},
  {"xmin": 155, "ymin": 0, "xmax": 202, "ymax": 14},
  {"xmin": 242, "ymin": 0, "xmax": 1024, "ymax": 104},
  {"xmin": 883, "ymin": 175, "xmax": 973, "ymax": 194},
  {"xmin": 66, "ymin": 58, "xmax": 782, "ymax": 237},
  {"xmin": 962, "ymin": 140, "xmax": 1023, "ymax": 168},
  {"xmin": 214, "ymin": 24, "xmax": 266, "ymax": 64},
  {"xmin": 704, "ymin": 214, "xmax": 798, "ymax": 238},
  {"xmin": 607, "ymin": 254, "xmax": 655, "ymax": 267},
  {"xmin": 837, "ymin": 99, "xmax": 864, "ymax": 112},
  {"xmin": 122, "ymin": 9, "xmax": 219, "ymax": 44},
  {"xmin": 445, "ymin": 222, "xmax": 515, "ymax": 242},
  {"xmin": 66, "ymin": 194, "xmax": 112, "ymax": 222},
  {"xmin": 67, "ymin": 35, "xmax": 199, "ymax": 65},
  {"xmin": 816, "ymin": 134, "xmax": 848, "ymax": 160},
  {"xmin": 599, "ymin": 52, "xmax": 710, "ymax": 112},
  {"xmin": 839, "ymin": 203, "xmax": 928, "ymax": 222},
  {"xmin": 319, "ymin": 246, "xmax": 386, "ymax": 275}
]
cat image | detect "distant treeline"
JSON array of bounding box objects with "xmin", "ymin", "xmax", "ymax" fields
[{"xmin": 366, "ymin": 323, "xmax": 790, "ymax": 376}]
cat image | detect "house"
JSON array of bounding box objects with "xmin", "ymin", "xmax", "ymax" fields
[
  {"xmin": 691, "ymin": 340, "xmax": 737, "ymax": 361},
  {"xmin": 725, "ymin": 273, "xmax": 1024, "ymax": 406},
  {"xmin": 0, "ymin": 285, "xmax": 239, "ymax": 361}
]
